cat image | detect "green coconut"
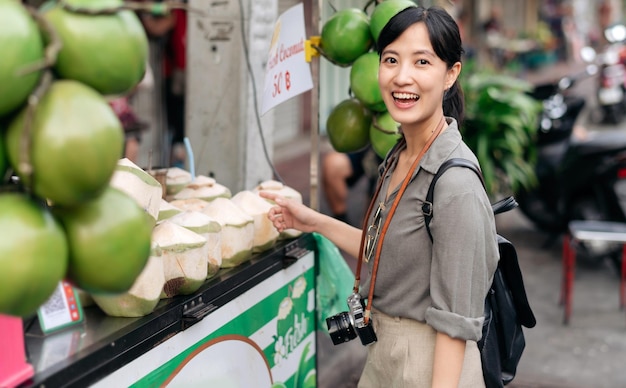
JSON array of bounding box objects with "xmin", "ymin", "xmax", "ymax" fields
[
  {"xmin": 109, "ymin": 158, "xmax": 163, "ymax": 224},
  {"xmin": 92, "ymin": 244, "xmax": 165, "ymax": 317},
  {"xmin": 0, "ymin": 192, "xmax": 68, "ymax": 317},
  {"xmin": 350, "ymin": 52, "xmax": 387, "ymax": 112},
  {"xmin": 152, "ymin": 221, "xmax": 208, "ymax": 298},
  {"xmin": 167, "ymin": 210, "xmax": 222, "ymax": 279},
  {"xmin": 231, "ymin": 190, "xmax": 279, "ymax": 253},
  {"xmin": 0, "ymin": 0, "xmax": 44, "ymax": 117},
  {"xmin": 42, "ymin": 0, "xmax": 149, "ymax": 96},
  {"xmin": 321, "ymin": 8, "xmax": 373, "ymax": 65},
  {"xmin": 202, "ymin": 197, "xmax": 254, "ymax": 268},
  {"xmin": 6, "ymin": 80, "xmax": 124, "ymax": 207}
]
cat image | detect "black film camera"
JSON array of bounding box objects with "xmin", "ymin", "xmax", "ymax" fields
[{"xmin": 325, "ymin": 293, "xmax": 377, "ymax": 346}]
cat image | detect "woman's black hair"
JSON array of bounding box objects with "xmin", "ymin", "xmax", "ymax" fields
[{"xmin": 377, "ymin": 6, "xmax": 465, "ymax": 124}]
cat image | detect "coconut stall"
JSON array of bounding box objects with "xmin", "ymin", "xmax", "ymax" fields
[{"xmin": 0, "ymin": 0, "xmax": 411, "ymax": 387}]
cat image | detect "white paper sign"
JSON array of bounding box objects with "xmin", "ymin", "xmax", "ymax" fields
[
  {"xmin": 37, "ymin": 281, "xmax": 83, "ymax": 334},
  {"xmin": 261, "ymin": 3, "xmax": 314, "ymax": 115}
]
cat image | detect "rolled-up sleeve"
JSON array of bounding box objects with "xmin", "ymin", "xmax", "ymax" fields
[{"xmin": 425, "ymin": 170, "xmax": 499, "ymax": 341}]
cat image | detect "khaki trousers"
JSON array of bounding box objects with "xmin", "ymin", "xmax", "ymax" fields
[{"xmin": 358, "ymin": 309, "xmax": 485, "ymax": 388}]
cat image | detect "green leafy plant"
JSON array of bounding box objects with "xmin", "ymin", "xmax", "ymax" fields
[{"xmin": 460, "ymin": 64, "xmax": 542, "ymax": 197}]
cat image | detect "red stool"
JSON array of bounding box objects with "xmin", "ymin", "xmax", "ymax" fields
[{"xmin": 561, "ymin": 220, "xmax": 626, "ymax": 325}]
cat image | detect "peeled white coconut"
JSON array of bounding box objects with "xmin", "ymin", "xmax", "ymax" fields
[
  {"xmin": 187, "ymin": 175, "xmax": 217, "ymax": 188},
  {"xmin": 168, "ymin": 211, "xmax": 222, "ymax": 279},
  {"xmin": 202, "ymin": 197, "xmax": 254, "ymax": 268},
  {"xmin": 231, "ymin": 190, "xmax": 279, "ymax": 253},
  {"xmin": 253, "ymin": 179, "xmax": 303, "ymax": 239},
  {"xmin": 158, "ymin": 199, "xmax": 182, "ymax": 222},
  {"xmin": 166, "ymin": 167, "xmax": 193, "ymax": 196},
  {"xmin": 169, "ymin": 198, "xmax": 209, "ymax": 212},
  {"xmin": 91, "ymin": 245, "xmax": 165, "ymax": 317},
  {"xmin": 173, "ymin": 175, "xmax": 232, "ymax": 202},
  {"xmin": 152, "ymin": 221, "xmax": 208, "ymax": 298},
  {"xmin": 109, "ymin": 158, "xmax": 163, "ymax": 224}
]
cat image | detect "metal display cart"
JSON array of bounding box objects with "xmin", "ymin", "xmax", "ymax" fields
[{"xmin": 20, "ymin": 233, "xmax": 317, "ymax": 388}]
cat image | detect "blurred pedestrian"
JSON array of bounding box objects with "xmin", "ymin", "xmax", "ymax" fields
[
  {"xmin": 482, "ymin": 6, "xmax": 506, "ymax": 68},
  {"xmin": 140, "ymin": 5, "xmax": 187, "ymax": 168},
  {"xmin": 321, "ymin": 147, "xmax": 382, "ymax": 225},
  {"xmin": 108, "ymin": 61, "xmax": 152, "ymax": 163}
]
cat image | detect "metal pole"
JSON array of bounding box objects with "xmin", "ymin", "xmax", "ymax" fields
[{"xmin": 309, "ymin": 0, "xmax": 321, "ymax": 211}]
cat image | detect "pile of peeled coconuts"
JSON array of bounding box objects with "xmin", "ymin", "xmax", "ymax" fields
[
  {"xmin": 0, "ymin": 0, "xmax": 303, "ymax": 319},
  {"xmin": 320, "ymin": 0, "xmax": 417, "ymax": 158}
]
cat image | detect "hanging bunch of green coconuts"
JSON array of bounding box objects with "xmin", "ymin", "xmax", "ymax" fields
[
  {"xmin": 0, "ymin": 0, "xmax": 178, "ymax": 318},
  {"xmin": 321, "ymin": 0, "xmax": 417, "ymax": 158}
]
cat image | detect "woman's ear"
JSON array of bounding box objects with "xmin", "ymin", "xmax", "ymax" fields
[{"xmin": 445, "ymin": 62, "xmax": 462, "ymax": 89}]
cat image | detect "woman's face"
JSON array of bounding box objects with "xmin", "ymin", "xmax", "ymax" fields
[{"xmin": 378, "ymin": 22, "xmax": 460, "ymax": 129}]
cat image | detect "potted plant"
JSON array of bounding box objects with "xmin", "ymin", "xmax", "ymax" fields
[{"xmin": 460, "ymin": 64, "xmax": 542, "ymax": 197}]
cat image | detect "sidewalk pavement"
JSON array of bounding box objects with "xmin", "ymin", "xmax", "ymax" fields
[{"xmin": 274, "ymin": 61, "xmax": 626, "ymax": 388}]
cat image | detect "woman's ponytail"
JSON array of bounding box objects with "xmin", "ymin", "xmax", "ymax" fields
[{"xmin": 443, "ymin": 81, "xmax": 464, "ymax": 125}]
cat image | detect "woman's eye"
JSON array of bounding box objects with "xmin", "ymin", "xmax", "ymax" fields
[
  {"xmin": 383, "ymin": 57, "xmax": 397, "ymax": 64},
  {"xmin": 417, "ymin": 59, "xmax": 429, "ymax": 65}
]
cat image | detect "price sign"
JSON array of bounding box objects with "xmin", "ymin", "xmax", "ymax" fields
[
  {"xmin": 261, "ymin": 3, "xmax": 313, "ymax": 115},
  {"xmin": 37, "ymin": 280, "xmax": 84, "ymax": 334}
]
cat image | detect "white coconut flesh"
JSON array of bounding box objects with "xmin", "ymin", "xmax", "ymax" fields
[
  {"xmin": 92, "ymin": 246, "xmax": 165, "ymax": 317},
  {"xmin": 173, "ymin": 182, "xmax": 232, "ymax": 203},
  {"xmin": 254, "ymin": 179, "xmax": 284, "ymax": 191},
  {"xmin": 202, "ymin": 197, "xmax": 254, "ymax": 268},
  {"xmin": 158, "ymin": 198, "xmax": 182, "ymax": 221},
  {"xmin": 166, "ymin": 167, "xmax": 192, "ymax": 196},
  {"xmin": 109, "ymin": 158, "xmax": 163, "ymax": 223},
  {"xmin": 231, "ymin": 190, "xmax": 279, "ymax": 253},
  {"xmin": 168, "ymin": 198, "xmax": 209, "ymax": 212},
  {"xmin": 167, "ymin": 210, "xmax": 223, "ymax": 279},
  {"xmin": 152, "ymin": 221, "xmax": 208, "ymax": 298},
  {"xmin": 253, "ymin": 180, "xmax": 303, "ymax": 239},
  {"xmin": 186, "ymin": 175, "xmax": 216, "ymax": 188}
]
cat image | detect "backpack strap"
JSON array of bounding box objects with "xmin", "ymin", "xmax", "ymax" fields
[
  {"xmin": 422, "ymin": 158, "xmax": 518, "ymax": 241},
  {"xmin": 422, "ymin": 158, "xmax": 485, "ymax": 242}
]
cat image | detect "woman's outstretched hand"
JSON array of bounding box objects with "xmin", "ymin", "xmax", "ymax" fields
[
  {"xmin": 259, "ymin": 191, "xmax": 319, "ymax": 234},
  {"xmin": 260, "ymin": 190, "xmax": 363, "ymax": 258}
]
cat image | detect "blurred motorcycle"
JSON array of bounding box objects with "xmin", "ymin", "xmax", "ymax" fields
[
  {"xmin": 516, "ymin": 63, "xmax": 626, "ymax": 267},
  {"xmin": 581, "ymin": 23, "xmax": 626, "ymax": 124}
]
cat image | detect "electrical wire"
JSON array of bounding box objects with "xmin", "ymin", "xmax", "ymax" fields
[{"xmin": 236, "ymin": 0, "xmax": 284, "ymax": 184}]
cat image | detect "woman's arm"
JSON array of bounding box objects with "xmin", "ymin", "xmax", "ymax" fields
[
  {"xmin": 259, "ymin": 192, "xmax": 362, "ymax": 258},
  {"xmin": 432, "ymin": 332, "xmax": 466, "ymax": 388}
]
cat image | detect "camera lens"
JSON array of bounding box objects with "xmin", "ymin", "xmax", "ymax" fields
[{"xmin": 326, "ymin": 312, "xmax": 357, "ymax": 345}]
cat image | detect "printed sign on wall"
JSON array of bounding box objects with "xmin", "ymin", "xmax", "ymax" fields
[{"xmin": 261, "ymin": 3, "xmax": 314, "ymax": 115}]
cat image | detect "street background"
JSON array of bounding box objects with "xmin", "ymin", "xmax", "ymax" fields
[{"xmin": 275, "ymin": 60, "xmax": 626, "ymax": 387}]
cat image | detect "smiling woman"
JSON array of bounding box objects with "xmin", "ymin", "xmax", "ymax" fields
[{"xmin": 261, "ymin": 6, "xmax": 498, "ymax": 388}]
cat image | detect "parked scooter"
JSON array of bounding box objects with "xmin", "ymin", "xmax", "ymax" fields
[
  {"xmin": 516, "ymin": 64, "xmax": 626, "ymax": 266},
  {"xmin": 582, "ymin": 23, "xmax": 626, "ymax": 124}
]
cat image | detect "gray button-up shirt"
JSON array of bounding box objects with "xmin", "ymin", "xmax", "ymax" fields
[{"xmin": 361, "ymin": 118, "xmax": 499, "ymax": 341}]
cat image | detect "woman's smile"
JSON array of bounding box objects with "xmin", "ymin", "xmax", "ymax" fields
[{"xmin": 391, "ymin": 91, "xmax": 420, "ymax": 107}]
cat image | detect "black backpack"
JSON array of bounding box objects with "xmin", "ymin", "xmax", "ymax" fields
[{"xmin": 422, "ymin": 158, "xmax": 537, "ymax": 387}]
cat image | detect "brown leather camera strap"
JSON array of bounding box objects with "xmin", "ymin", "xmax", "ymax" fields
[{"xmin": 354, "ymin": 116, "xmax": 446, "ymax": 324}]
